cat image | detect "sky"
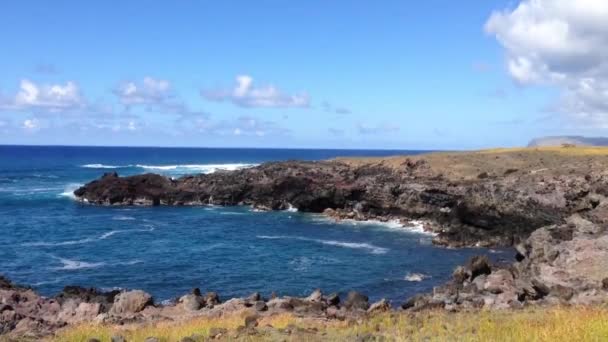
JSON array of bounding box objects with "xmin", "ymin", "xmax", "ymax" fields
[{"xmin": 1, "ymin": 0, "xmax": 607, "ymax": 149}]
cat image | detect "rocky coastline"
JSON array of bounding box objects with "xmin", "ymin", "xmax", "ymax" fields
[
  {"xmin": 4, "ymin": 148, "xmax": 608, "ymax": 339},
  {"xmin": 0, "ymin": 275, "xmax": 387, "ymax": 340}
]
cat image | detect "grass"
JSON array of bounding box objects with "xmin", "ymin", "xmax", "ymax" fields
[
  {"xmin": 477, "ymin": 145, "xmax": 608, "ymax": 156},
  {"xmin": 51, "ymin": 306, "xmax": 608, "ymax": 341}
]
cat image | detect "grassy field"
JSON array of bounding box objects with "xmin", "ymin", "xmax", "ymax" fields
[
  {"xmin": 477, "ymin": 146, "xmax": 608, "ymax": 156},
  {"xmin": 51, "ymin": 306, "xmax": 608, "ymax": 341},
  {"xmin": 336, "ymin": 145, "xmax": 608, "ymax": 181}
]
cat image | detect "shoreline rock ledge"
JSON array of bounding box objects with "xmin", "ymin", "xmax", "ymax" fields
[
  {"xmin": 75, "ymin": 150, "xmax": 607, "ymax": 248},
  {"xmin": 0, "ymin": 276, "xmax": 385, "ymax": 339}
]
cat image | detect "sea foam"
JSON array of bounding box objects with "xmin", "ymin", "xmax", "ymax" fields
[
  {"xmin": 23, "ymin": 226, "xmax": 155, "ymax": 247},
  {"xmin": 80, "ymin": 163, "xmax": 257, "ymax": 175},
  {"xmin": 312, "ymin": 215, "xmax": 437, "ymax": 236},
  {"xmin": 52, "ymin": 257, "xmax": 105, "ymax": 270},
  {"xmin": 257, "ymin": 235, "xmax": 388, "ymax": 254},
  {"xmin": 404, "ymin": 272, "xmax": 430, "ymax": 282}
]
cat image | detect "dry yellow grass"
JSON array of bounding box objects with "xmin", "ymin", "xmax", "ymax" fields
[
  {"xmin": 477, "ymin": 146, "xmax": 608, "ymax": 156},
  {"xmin": 335, "ymin": 145, "xmax": 608, "ymax": 181},
  {"xmin": 51, "ymin": 306, "xmax": 608, "ymax": 341}
]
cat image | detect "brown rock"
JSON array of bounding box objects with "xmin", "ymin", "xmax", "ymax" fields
[{"xmin": 109, "ymin": 290, "xmax": 153, "ymax": 316}]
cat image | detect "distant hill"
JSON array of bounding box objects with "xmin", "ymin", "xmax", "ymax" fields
[{"xmin": 528, "ymin": 136, "xmax": 608, "ymax": 147}]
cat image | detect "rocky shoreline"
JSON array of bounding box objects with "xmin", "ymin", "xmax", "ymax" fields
[
  {"xmin": 73, "ymin": 150, "xmax": 604, "ymax": 248},
  {"xmin": 4, "ymin": 148, "xmax": 608, "ymax": 339},
  {"xmin": 1, "ymin": 275, "xmax": 390, "ymax": 339}
]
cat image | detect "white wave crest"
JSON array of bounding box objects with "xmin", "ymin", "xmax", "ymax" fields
[
  {"xmin": 58, "ymin": 183, "xmax": 82, "ymax": 199},
  {"xmin": 51, "ymin": 256, "xmax": 143, "ymax": 271},
  {"xmin": 80, "ymin": 162, "xmax": 257, "ymax": 175},
  {"xmin": 257, "ymin": 235, "xmax": 388, "ymax": 254},
  {"xmin": 112, "ymin": 215, "xmax": 136, "ymax": 221},
  {"xmin": 81, "ymin": 164, "xmax": 121, "ymax": 169},
  {"xmin": 312, "ymin": 215, "xmax": 437, "ymax": 236},
  {"xmin": 135, "ymin": 163, "xmax": 256, "ymax": 174},
  {"xmin": 53, "ymin": 257, "xmax": 105, "ymax": 270},
  {"xmin": 22, "ymin": 237, "xmax": 96, "ymax": 247},
  {"xmin": 285, "ymin": 203, "xmax": 298, "ymax": 212},
  {"xmin": 24, "ymin": 227, "xmax": 155, "ymax": 247},
  {"xmin": 404, "ymin": 272, "xmax": 430, "ymax": 282}
]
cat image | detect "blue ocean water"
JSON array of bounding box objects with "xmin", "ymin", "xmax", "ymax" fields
[{"xmin": 0, "ymin": 145, "xmax": 506, "ymax": 304}]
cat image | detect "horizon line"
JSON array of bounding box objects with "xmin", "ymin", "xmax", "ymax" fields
[{"xmin": 0, "ymin": 143, "xmax": 450, "ymax": 152}]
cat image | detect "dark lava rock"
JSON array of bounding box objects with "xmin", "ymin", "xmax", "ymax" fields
[
  {"xmin": 467, "ymin": 256, "xmax": 492, "ymax": 279},
  {"xmin": 343, "ymin": 291, "xmax": 369, "ymax": 310},
  {"xmin": 56, "ymin": 286, "xmax": 119, "ymax": 312}
]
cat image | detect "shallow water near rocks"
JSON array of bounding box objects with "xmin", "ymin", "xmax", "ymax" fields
[{"xmin": 0, "ymin": 146, "xmax": 508, "ymax": 303}]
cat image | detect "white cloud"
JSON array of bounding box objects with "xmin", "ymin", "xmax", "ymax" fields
[
  {"xmin": 0, "ymin": 79, "xmax": 84, "ymax": 111},
  {"xmin": 202, "ymin": 75, "xmax": 310, "ymax": 108},
  {"xmin": 22, "ymin": 118, "xmax": 40, "ymax": 131},
  {"xmin": 113, "ymin": 77, "xmax": 206, "ymax": 117},
  {"xmin": 486, "ymin": 0, "xmax": 608, "ymax": 126},
  {"xmin": 114, "ymin": 77, "xmax": 172, "ymax": 106},
  {"xmin": 178, "ymin": 115, "xmax": 289, "ymax": 137},
  {"xmin": 127, "ymin": 120, "xmax": 137, "ymax": 131}
]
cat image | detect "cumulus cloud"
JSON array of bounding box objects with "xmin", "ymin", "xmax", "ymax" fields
[
  {"xmin": 0, "ymin": 79, "xmax": 84, "ymax": 111},
  {"xmin": 113, "ymin": 77, "xmax": 206, "ymax": 117},
  {"xmin": 178, "ymin": 115, "xmax": 290, "ymax": 137},
  {"xmin": 202, "ymin": 75, "xmax": 310, "ymax": 108},
  {"xmin": 113, "ymin": 77, "xmax": 172, "ymax": 106},
  {"xmin": 357, "ymin": 123, "xmax": 400, "ymax": 135},
  {"xmin": 486, "ymin": 0, "xmax": 608, "ymax": 126}
]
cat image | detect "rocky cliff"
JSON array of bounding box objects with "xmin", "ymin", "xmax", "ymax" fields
[{"xmin": 74, "ymin": 149, "xmax": 608, "ymax": 248}]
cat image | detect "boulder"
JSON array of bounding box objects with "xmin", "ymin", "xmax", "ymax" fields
[
  {"xmin": 325, "ymin": 293, "xmax": 340, "ymax": 306},
  {"xmin": 205, "ymin": 292, "xmax": 220, "ymax": 307},
  {"xmin": 467, "ymin": 256, "xmax": 492, "ymax": 279},
  {"xmin": 343, "ymin": 291, "xmax": 369, "ymax": 310},
  {"xmin": 367, "ymin": 299, "xmax": 390, "ymax": 313},
  {"xmin": 109, "ymin": 290, "xmax": 153, "ymax": 316},
  {"xmin": 483, "ymin": 269, "xmax": 515, "ymax": 294},
  {"xmin": 306, "ymin": 289, "xmax": 323, "ymax": 302},
  {"xmin": 179, "ymin": 294, "xmax": 203, "ymax": 311}
]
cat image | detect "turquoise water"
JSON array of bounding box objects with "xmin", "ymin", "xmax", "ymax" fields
[{"xmin": 0, "ymin": 146, "xmax": 506, "ymax": 303}]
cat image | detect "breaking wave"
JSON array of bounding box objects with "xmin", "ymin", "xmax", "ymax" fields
[
  {"xmin": 80, "ymin": 163, "xmax": 257, "ymax": 175},
  {"xmin": 404, "ymin": 272, "xmax": 430, "ymax": 282},
  {"xmin": 311, "ymin": 215, "xmax": 437, "ymax": 236}
]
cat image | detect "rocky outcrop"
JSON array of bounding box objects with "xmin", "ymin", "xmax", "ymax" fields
[
  {"xmin": 74, "ymin": 150, "xmax": 607, "ymax": 248},
  {"xmin": 402, "ymin": 212, "xmax": 608, "ymax": 311},
  {"xmin": 0, "ymin": 279, "xmax": 379, "ymax": 339}
]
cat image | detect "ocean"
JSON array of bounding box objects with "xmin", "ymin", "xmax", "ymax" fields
[{"xmin": 0, "ymin": 145, "xmax": 504, "ymax": 304}]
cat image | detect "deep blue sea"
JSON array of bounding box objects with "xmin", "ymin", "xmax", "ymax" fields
[{"xmin": 0, "ymin": 145, "xmax": 506, "ymax": 304}]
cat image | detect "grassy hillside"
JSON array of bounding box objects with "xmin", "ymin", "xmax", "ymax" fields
[{"xmin": 337, "ymin": 145, "xmax": 608, "ymax": 181}]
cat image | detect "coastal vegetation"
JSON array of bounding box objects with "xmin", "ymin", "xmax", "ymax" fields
[{"xmin": 53, "ymin": 306, "xmax": 608, "ymax": 341}]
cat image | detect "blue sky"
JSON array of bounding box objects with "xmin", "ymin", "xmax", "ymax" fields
[{"xmin": 0, "ymin": 0, "xmax": 603, "ymax": 149}]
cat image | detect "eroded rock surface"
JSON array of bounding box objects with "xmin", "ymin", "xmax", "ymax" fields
[
  {"xmin": 403, "ymin": 213, "xmax": 608, "ymax": 311},
  {"xmin": 0, "ymin": 280, "xmax": 377, "ymax": 339},
  {"xmin": 74, "ymin": 150, "xmax": 608, "ymax": 248}
]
